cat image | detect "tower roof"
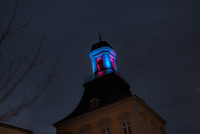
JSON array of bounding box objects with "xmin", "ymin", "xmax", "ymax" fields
[
  {"xmin": 91, "ymin": 41, "xmax": 113, "ymax": 51},
  {"xmin": 54, "ymin": 71, "xmax": 132, "ymax": 125}
]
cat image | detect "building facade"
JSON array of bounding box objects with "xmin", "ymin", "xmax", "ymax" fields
[{"xmin": 54, "ymin": 41, "xmax": 166, "ymax": 134}]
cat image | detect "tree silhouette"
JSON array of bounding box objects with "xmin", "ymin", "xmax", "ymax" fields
[{"xmin": 0, "ymin": 0, "xmax": 58, "ymax": 121}]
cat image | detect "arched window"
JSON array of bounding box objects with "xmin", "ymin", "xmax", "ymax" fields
[
  {"xmin": 118, "ymin": 112, "xmax": 134, "ymax": 134},
  {"xmin": 97, "ymin": 118, "xmax": 112, "ymax": 134},
  {"xmin": 122, "ymin": 120, "xmax": 133, "ymax": 134},
  {"xmin": 97, "ymin": 58, "xmax": 104, "ymax": 71},
  {"xmin": 102, "ymin": 127, "xmax": 111, "ymax": 134}
]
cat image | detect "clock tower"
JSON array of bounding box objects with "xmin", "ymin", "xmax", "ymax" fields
[{"xmin": 53, "ymin": 40, "xmax": 167, "ymax": 134}]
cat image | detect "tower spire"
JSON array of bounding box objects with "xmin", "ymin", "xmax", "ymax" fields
[{"xmin": 98, "ymin": 30, "xmax": 102, "ymax": 42}]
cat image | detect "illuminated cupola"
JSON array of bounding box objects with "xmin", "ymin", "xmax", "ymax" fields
[{"xmin": 89, "ymin": 41, "xmax": 117, "ymax": 74}]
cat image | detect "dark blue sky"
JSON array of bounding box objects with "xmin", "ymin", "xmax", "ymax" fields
[{"xmin": 0, "ymin": 0, "xmax": 200, "ymax": 134}]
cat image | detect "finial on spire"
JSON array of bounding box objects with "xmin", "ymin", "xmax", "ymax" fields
[{"xmin": 98, "ymin": 30, "xmax": 102, "ymax": 42}]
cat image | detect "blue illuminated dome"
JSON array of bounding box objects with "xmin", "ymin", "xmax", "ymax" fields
[
  {"xmin": 89, "ymin": 41, "xmax": 117, "ymax": 75},
  {"xmin": 91, "ymin": 41, "xmax": 113, "ymax": 51}
]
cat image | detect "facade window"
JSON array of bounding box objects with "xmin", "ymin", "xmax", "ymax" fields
[
  {"xmin": 97, "ymin": 118, "xmax": 112, "ymax": 134},
  {"xmin": 118, "ymin": 112, "xmax": 134, "ymax": 134},
  {"xmin": 122, "ymin": 121, "xmax": 133, "ymax": 134},
  {"xmin": 102, "ymin": 127, "xmax": 111, "ymax": 134}
]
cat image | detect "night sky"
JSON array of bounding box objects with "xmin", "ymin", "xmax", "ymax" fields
[{"xmin": 1, "ymin": 0, "xmax": 200, "ymax": 134}]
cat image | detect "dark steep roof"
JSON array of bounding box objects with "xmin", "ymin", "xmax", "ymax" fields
[
  {"xmin": 91, "ymin": 41, "xmax": 113, "ymax": 51},
  {"xmin": 54, "ymin": 71, "xmax": 132, "ymax": 125}
]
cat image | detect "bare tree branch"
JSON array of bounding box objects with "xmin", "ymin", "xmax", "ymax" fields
[
  {"xmin": 0, "ymin": 59, "xmax": 59, "ymax": 121},
  {"xmin": 0, "ymin": 0, "xmax": 18, "ymax": 45},
  {"xmin": 0, "ymin": 0, "xmax": 31, "ymax": 44},
  {"xmin": 0, "ymin": 21, "xmax": 3, "ymax": 34},
  {"xmin": 0, "ymin": 61, "xmax": 21, "ymax": 92},
  {"xmin": 0, "ymin": 0, "xmax": 58, "ymax": 121},
  {"xmin": 0, "ymin": 37, "xmax": 45, "ymax": 103},
  {"xmin": 8, "ymin": 18, "xmax": 32, "ymax": 36}
]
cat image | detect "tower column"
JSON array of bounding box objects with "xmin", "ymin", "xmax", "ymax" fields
[
  {"xmin": 113, "ymin": 57, "xmax": 117, "ymax": 70},
  {"xmin": 102, "ymin": 53, "xmax": 112, "ymax": 69},
  {"xmin": 91, "ymin": 58, "xmax": 97, "ymax": 73}
]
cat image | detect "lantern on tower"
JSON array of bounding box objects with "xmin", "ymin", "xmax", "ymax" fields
[{"xmin": 89, "ymin": 41, "xmax": 117, "ymax": 74}]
